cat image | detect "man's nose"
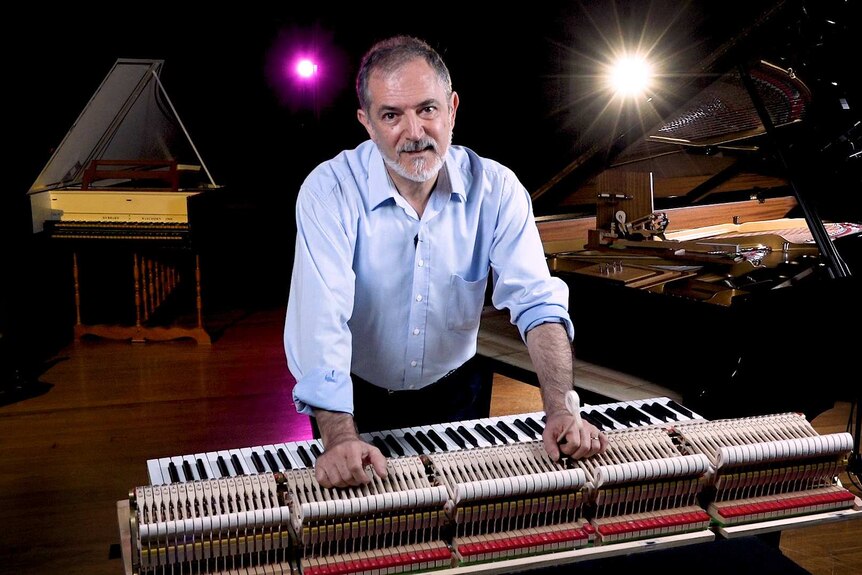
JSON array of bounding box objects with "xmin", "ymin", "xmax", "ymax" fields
[{"xmin": 403, "ymin": 113, "xmax": 425, "ymax": 139}]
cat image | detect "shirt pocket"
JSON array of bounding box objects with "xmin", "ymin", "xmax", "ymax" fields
[{"xmin": 446, "ymin": 274, "xmax": 488, "ymax": 331}]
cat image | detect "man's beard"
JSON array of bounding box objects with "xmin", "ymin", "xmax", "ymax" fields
[{"xmin": 382, "ymin": 133, "xmax": 451, "ymax": 183}]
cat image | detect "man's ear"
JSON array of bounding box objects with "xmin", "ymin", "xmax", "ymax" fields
[
  {"xmin": 357, "ymin": 108, "xmax": 374, "ymax": 140},
  {"xmin": 450, "ymin": 91, "xmax": 459, "ymax": 125}
]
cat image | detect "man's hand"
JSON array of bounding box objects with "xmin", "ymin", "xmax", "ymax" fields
[
  {"xmin": 314, "ymin": 437, "xmax": 388, "ymax": 488},
  {"xmin": 312, "ymin": 408, "xmax": 388, "ymax": 488},
  {"xmin": 524, "ymin": 322, "xmax": 606, "ymax": 461},
  {"xmin": 542, "ymin": 409, "xmax": 607, "ymax": 461}
]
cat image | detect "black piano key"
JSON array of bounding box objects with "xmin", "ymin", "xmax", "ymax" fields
[
  {"xmin": 182, "ymin": 460, "xmax": 195, "ymax": 481},
  {"xmin": 384, "ymin": 435, "xmax": 405, "ymax": 457},
  {"xmin": 426, "ymin": 429, "xmax": 449, "ymax": 451},
  {"xmin": 640, "ymin": 402, "xmax": 675, "ymax": 422},
  {"xmin": 512, "ymin": 418, "xmax": 537, "ymax": 440},
  {"xmin": 196, "ymin": 458, "xmax": 209, "ymax": 480},
  {"xmin": 414, "ymin": 431, "xmax": 437, "ymax": 453},
  {"xmin": 371, "ymin": 436, "xmax": 392, "ymax": 458},
  {"xmin": 496, "ymin": 421, "xmax": 521, "ymax": 442},
  {"xmin": 403, "ymin": 432, "xmax": 428, "ymax": 454},
  {"xmin": 168, "ymin": 462, "xmax": 180, "ymax": 484},
  {"xmin": 445, "ymin": 428, "xmax": 467, "ymax": 449},
  {"xmin": 486, "ymin": 424, "xmax": 508, "ymax": 444},
  {"xmin": 655, "ymin": 402, "xmax": 681, "ymax": 421},
  {"xmin": 473, "ymin": 424, "xmax": 496, "ymax": 445},
  {"xmin": 606, "ymin": 407, "xmax": 634, "ymax": 427},
  {"xmin": 588, "ymin": 409, "xmax": 617, "ymax": 430},
  {"xmin": 667, "ymin": 400, "xmax": 694, "ymax": 419},
  {"xmin": 457, "ymin": 425, "xmax": 479, "ymax": 448},
  {"xmin": 264, "ymin": 450, "xmax": 280, "ymax": 472},
  {"xmin": 251, "ymin": 451, "xmax": 266, "ymax": 473},
  {"xmin": 231, "ymin": 454, "xmax": 245, "ymax": 475},
  {"xmin": 217, "ymin": 456, "xmax": 230, "ymax": 477},
  {"xmin": 277, "ymin": 448, "xmax": 293, "ymax": 470},
  {"xmin": 582, "ymin": 412, "xmax": 607, "ymax": 431},
  {"xmin": 622, "ymin": 405, "xmax": 652, "ymax": 426},
  {"xmin": 310, "ymin": 443, "xmax": 323, "ymax": 458},
  {"xmin": 296, "ymin": 445, "xmax": 314, "ymax": 468},
  {"xmin": 524, "ymin": 417, "xmax": 545, "ymax": 435}
]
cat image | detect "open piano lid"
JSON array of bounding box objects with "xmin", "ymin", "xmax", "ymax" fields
[
  {"xmin": 27, "ymin": 58, "xmax": 218, "ymax": 196},
  {"xmin": 532, "ymin": 0, "xmax": 860, "ymax": 227}
]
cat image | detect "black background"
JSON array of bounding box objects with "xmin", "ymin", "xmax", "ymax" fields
[{"xmin": 3, "ymin": 1, "xmax": 859, "ymax": 373}]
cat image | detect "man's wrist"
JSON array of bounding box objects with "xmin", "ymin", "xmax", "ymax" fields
[{"xmin": 314, "ymin": 408, "xmax": 359, "ymax": 446}]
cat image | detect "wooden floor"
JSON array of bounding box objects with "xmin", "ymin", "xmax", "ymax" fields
[{"xmin": 0, "ymin": 306, "xmax": 859, "ymax": 575}]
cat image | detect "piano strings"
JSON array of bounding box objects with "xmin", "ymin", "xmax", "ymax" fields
[{"xmin": 123, "ymin": 399, "xmax": 861, "ymax": 575}]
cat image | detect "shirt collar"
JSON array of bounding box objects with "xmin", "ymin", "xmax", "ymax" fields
[{"xmin": 367, "ymin": 143, "xmax": 465, "ymax": 210}]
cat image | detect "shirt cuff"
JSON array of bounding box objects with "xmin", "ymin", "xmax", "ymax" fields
[{"xmin": 291, "ymin": 367, "xmax": 354, "ymax": 416}]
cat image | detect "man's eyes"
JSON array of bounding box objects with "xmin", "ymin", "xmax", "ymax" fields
[{"xmin": 380, "ymin": 107, "xmax": 437, "ymax": 121}]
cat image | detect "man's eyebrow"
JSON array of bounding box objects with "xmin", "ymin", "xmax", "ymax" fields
[
  {"xmin": 377, "ymin": 104, "xmax": 402, "ymax": 114},
  {"xmin": 415, "ymin": 98, "xmax": 440, "ymax": 109},
  {"xmin": 377, "ymin": 98, "xmax": 440, "ymax": 113}
]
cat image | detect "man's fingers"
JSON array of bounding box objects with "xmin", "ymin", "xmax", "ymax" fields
[
  {"xmin": 366, "ymin": 446, "xmax": 389, "ymax": 479},
  {"xmin": 314, "ymin": 440, "xmax": 388, "ymax": 488},
  {"xmin": 542, "ymin": 430, "xmax": 561, "ymax": 461},
  {"xmin": 545, "ymin": 412, "xmax": 607, "ymax": 461}
]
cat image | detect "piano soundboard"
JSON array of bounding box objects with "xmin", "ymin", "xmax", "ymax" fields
[{"xmin": 118, "ymin": 397, "xmax": 862, "ymax": 575}]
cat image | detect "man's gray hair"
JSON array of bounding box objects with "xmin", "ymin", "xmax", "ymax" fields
[{"xmin": 356, "ymin": 35, "xmax": 453, "ymax": 112}]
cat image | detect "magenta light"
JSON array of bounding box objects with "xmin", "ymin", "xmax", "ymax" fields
[
  {"xmin": 266, "ymin": 25, "xmax": 348, "ymax": 112},
  {"xmin": 296, "ymin": 58, "xmax": 318, "ymax": 79}
]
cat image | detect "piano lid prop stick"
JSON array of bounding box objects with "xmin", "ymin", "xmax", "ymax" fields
[{"xmin": 557, "ymin": 390, "xmax": 584, "ymax": 443}]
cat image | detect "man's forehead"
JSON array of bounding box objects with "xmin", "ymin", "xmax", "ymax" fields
[{"xmin": 368, "ymin": 61, "xmax": 447, "ymax": 105}]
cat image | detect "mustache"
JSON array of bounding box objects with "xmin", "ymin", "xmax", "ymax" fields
[{"xmin": 398, "ymin": 138, "xmax": 438, "ymax": 154}]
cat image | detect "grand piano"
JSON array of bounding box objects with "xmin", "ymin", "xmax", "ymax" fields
[{"xmin": 527, "ymin": 1, "xmax": 860, "ymax": 423}]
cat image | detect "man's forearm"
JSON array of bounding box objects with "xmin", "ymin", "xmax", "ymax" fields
[
  {"xmin": 525, "ymin": 322, "xmax": 574, "ymax": 416},
  {"xmin": 313, "ymin": 408, "xmax": 360, "ymax": 447}
]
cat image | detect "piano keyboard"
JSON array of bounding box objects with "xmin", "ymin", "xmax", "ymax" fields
[
  {"xmin": 146, "ymin": 396, "xmax": 703, "ymax": 486},
  {"xmin": 123, "ymin": 397, "xmax": 862, "ymax": 575}
]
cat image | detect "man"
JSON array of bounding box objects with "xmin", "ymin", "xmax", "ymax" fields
[{"xmin": 284, "ymin": 35, "xmax": 606, "ymax": 489}]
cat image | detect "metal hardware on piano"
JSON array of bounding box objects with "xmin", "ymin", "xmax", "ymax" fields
[
  {"xmin": 117, "ymin": 397, "xmax": 861, "ymax": 575},
  {"xmin": 528, "ymin": 57, "xmax": 861, "ymax": 422},
  {"xmin": 26, "ymin": 59, "xmax": 225, "ymax": 344}
]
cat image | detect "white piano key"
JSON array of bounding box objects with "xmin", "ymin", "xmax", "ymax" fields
[
  {"xmin": 204, "ymin": 451, "xmax": 224, "ymax": 478},
  {"xmin": 382, "ymin": 429, "xmax": 422, "ymax": 457},
  {"xmin": 193, "ymin": 452, "xmax": 214, "ymax": 480},
  {"xmin": 147, "ymin": 458, "xmax": 166, "ymax": 486},
  {"xmin": 272, "ymin": 442, "xmax": 303, "ymax": 470},
  {"xmin": 255, "ymin": 444, "xmax": 283, "ymax": 473},
  {"xmin": 157, "ymin": 457, "xmax": 174, "ymax": 484},
  {"xmin": 237, "ymin": 447, "xmax": 259, "ymax": 474},
  {"xmin": 429, "ymin": 423, "xmax": 467, "ymax": 451},
  {"xmin": 280, "ymin": 440, "xmax": 315, "ymax": 469},
  {"xmin": 171, "ymin": 455, "xmax": 195, "ymax": 482},
  {"xmin": 216, "ymin": 449, "xmax": 238, "ymax": 477},
  {"xmin": 227, "ymin": 448, "xmax": 252, "ymax": 476},
  {"xmin": 492, "ymin": 414, "xmax": 537, "ymax": 442}
]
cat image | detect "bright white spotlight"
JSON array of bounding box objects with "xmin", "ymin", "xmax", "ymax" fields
[
  {"xmin": 296, "ymin": 58, "xmax": 318, "ymax": 79},
  {"xmin": 609, "ymin": 55, "xmax": 653, "ymax": 98}
]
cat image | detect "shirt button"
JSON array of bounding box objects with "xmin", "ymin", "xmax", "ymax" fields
[
  {"xmin": 410, "ymin": 360, "xmax": 418, "ymax": 367},
  {"xmin": 415, "ymin": 294, "xmax": 423, "ymax": 302},
  {"xmin": 412, "ymin": 328, "xmax": 420, "ymax": 335},
  {"xmin": 418, "ymin": 260, "xmax": 424, "ymax": 267}
]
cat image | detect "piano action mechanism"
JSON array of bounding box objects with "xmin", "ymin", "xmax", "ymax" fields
[
  {"xmin": 27, "ymin": 59, "xmax": 223, "ymax": 344},
  {"xmin": 116, "ymin": 397, "xmax": 862, "ymax": 575}
]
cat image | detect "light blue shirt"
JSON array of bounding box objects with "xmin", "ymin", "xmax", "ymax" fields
[{"xmin": 285, "ymin": 140, "xmax": 573, "ymax": 416}]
